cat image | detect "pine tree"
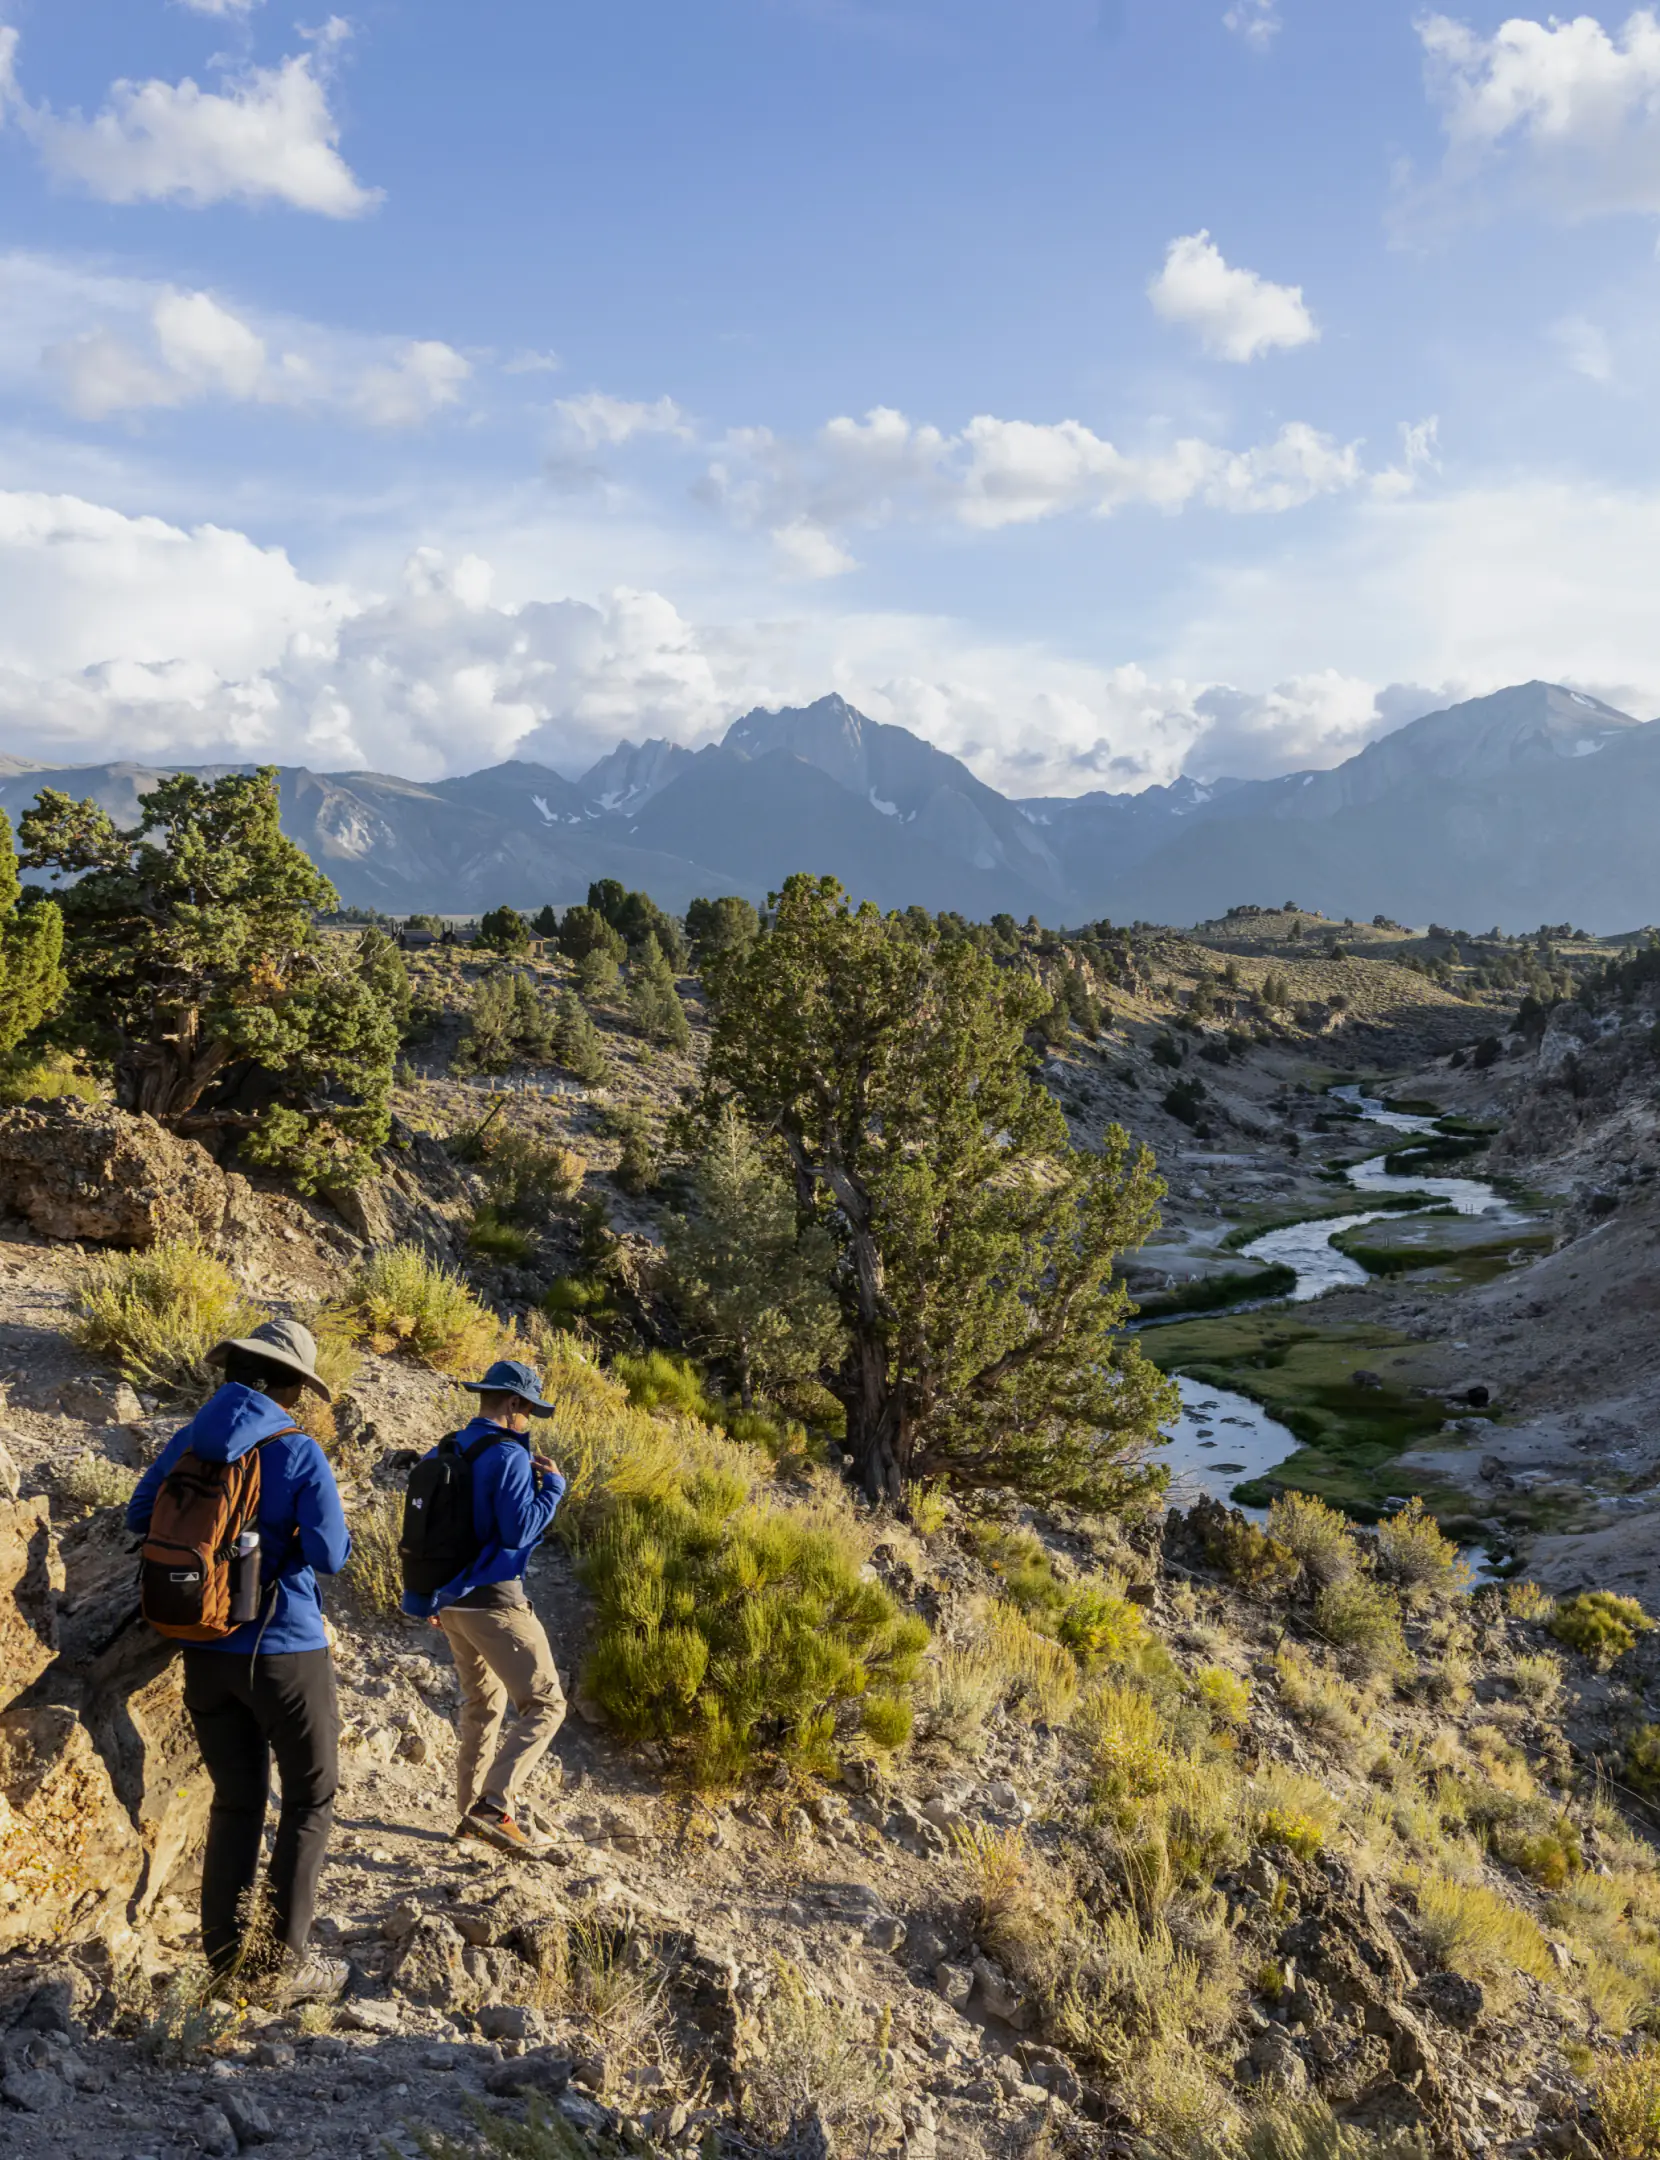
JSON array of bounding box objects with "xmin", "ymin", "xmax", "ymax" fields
[
  {"xmin": 478, "ymin": 904, "xmax": 532, "ymax": 954},
  {"xmin": 0, "ymin": 810, "xmax": 64, "ymax": 1058},
  {"xmin": 665, "ymin": 1105, "xmax": 843, "ymax": 1407},
  {"xmin": 555, "ymin": 991, "xmax": 610, "ymax": 1084},
  {"xmin": 627, "ymin": 932, "xmax": 691, "ymax": 1051}
]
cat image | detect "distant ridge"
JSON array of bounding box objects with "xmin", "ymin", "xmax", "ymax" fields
[{"xmin": 2, "ymin": 682, "xmax": 1655, "ymax": 929}]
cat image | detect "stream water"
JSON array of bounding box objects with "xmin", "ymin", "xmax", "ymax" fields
[{"xmin": 1157, "ymin": 1084, "xmax": 1525, "ymax": 1515}]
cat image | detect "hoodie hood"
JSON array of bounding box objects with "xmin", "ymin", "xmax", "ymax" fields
[{"xmin": 177, "ymin": 1382, "xmax": 300, "ymax": 1464}]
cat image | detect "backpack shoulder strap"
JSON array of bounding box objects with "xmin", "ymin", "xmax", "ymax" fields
[{"xmin": 461, "ymin": 1430, "xmax": 515, "ymax": 1465}]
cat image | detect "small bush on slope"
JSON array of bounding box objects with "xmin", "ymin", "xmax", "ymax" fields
[
  {"xmin": 75, "ymin": 1239, "xmax": 262, "ymax": 1390},
  {"xmin": 1551, "ymin": 1591, "xmax": 1654, "ymax": 1669},
  {"xmin": 345, "ymin": 1491, "xmax": 404, "ymax": 1620},
  {"xmin": 1375, "ymin": 1496, "xmax": 1471, "ymax": 1604},
  {"xmin": 1268, "ymin": 1490, "xmax": 1360, "ymax": 1587},
  {"xmin": 549, "ymin": 1341, "xmax": 926, "ymax": 1785},
  {"xmin": 342, "ymin": 1245, "xmax": 499, "ymax": 1374}
]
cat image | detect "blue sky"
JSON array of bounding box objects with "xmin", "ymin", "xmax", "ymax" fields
[{"xmin": 3, "ymin": 0, "xmax": 1660, "ymax": 793}]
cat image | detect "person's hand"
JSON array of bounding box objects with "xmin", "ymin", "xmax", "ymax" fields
[
  {"xmin": 426, "ymin": 1615, "xmax": 441, "ymax": 1629},
  {"xmin": 533, "ymin": 1453, "xmax": 561, "ymax": 1479}
]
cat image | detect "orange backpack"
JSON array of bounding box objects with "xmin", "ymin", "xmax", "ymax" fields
[{"xmin": 139, "ymin": 1431, "xmax": 298, "ymax": 1643}]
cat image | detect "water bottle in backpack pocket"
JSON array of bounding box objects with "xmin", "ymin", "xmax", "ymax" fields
[{"xmin": 400, "ymin": 1431, "xmax": 510, "ymax": 1596}]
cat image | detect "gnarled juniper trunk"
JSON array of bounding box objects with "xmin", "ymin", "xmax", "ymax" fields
[{"xmin": 845, "ymin": 1336, "xmax": 909, "ymax": 1506}]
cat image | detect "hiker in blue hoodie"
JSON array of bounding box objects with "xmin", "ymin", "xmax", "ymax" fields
[
  {"xmin": 401, "ymin": 1359, "xmax": 567, "ymax": 1855},
  {"xmin": 128, "ymin": 1319, "xmax": 350, "ymax": 2002}
]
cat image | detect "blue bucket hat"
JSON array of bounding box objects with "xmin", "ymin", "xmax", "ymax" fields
[{"xmin": 462, "ymin": 1358, "xmax": 556, "ymax": 1418}]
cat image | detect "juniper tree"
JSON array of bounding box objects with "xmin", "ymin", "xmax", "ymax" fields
[
  {"xmin": 20, "ymin": 770, "xmax": 397, "ymax": 1190},
  {"xmin": 685, "ymin": 895, "xmax": 760, "ymax": 967},
  {"xmin": 454, "ymin": 970, "xmax": 556, "ymax": 1075},
  {"xmin": 664, "ymin": 1105, "xmax": 843, "ymax": 1408},
  {"xmin": 700, "ymin": 873, "xmax": 1176, "ymax": 1507}
]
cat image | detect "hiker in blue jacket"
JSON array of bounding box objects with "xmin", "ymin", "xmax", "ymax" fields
[
  {"xmin": 128, "ymin": 1319, "xmax": 350, "ymax": 2002},
  {"xmin": 401, "ymin": 1359, "xmax": 567, "ymax": 1854}
]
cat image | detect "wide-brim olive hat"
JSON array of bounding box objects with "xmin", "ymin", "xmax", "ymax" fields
[
  {"xmin": 460, "ymin": 1358, "xmax": 555, "ymax": 1418},
  {"xmin": 207, "ymin": 1317, "xmax": 333, "ymax": 1402}
]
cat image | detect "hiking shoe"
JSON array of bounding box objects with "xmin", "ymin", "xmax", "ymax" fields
[
  {"xmin": 458, "ymin": 1801, "xmax": 549, "ymax": 1856},
  {"xmin": 281, "ymin": 1954, "xmax": 350, "ymax": 2007}
]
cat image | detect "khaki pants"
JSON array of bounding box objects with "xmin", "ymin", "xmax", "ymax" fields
[{"xmin": 438, "ymin": 1599, "xmax": 566, "ymax": 1816}]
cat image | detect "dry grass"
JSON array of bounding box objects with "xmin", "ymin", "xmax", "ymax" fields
[
  {"xmin": 345, "ymin": 1490, "xmax": 405, "ymax": 1619},
  {"xmin": 75, "ymin": 1239, "xmax": 263, "ymax": 1391},
  {"xmin": 741, "ymin": 1959, "xmax": 892, "ymax": 2142},
  {"xmin": 1592, "ymin": 2045, "xmax": 1660, "ymax": 2160},
  {"xmin": 916, "ymin": 1643, "xmax": 1004, "ymax": 1751},
  {"xmin": 1408, "ymin": 1865, "xmax": 1553, "ymax": 1986},
  {"xmin": 522, "ymin": 1912, "xmax": 668, "ymax": 2093},
  {"xmin": 1274, "ymin": 1646, "xmax": 1368, "ymax": 1754}
]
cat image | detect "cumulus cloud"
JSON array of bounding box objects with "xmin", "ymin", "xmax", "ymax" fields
[
  {"xmin": 1222, "ymin": 1, "xmax": 1283, "ymax": 52},
  {"xmin": 554, "ymin": 393, "xmax": 691, "ymax": 446},
  {"xmin": 1415, "ymin": 9, "xmax": 1660, "ymax": 223},
  {"xmin": 705, "ymin": 405, "xmax": 1364, "ymax": 548},
  {"xmin": 771, "ymin": 519, "xmax": 859, "ymax": 579},
  {"xmin": 0, "ymin": 21, "xmax": 380, "ymax": 217},
  {"xmin": 176, "ymin": 0, "xmax": 264, "ymax": 15},
  {"xmin": 1148, "ymin": 231, "xmax": 1318, "ymax": 361},
  {"xmin": 12, "ymin": 255, "xmax": 469, "ymax": 427}
]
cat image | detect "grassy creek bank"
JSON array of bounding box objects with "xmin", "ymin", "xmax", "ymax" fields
[{"xmin": 1145, "ymin": 1077, "xmax": 1559, "ymax": 1561}]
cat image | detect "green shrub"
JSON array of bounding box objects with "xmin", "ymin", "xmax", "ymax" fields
[
  {"xmin": 75, "ymin": 1240, "xmax": 262, "ymax": 1390},
  {"xmin": 1200, "ymin": 1511, "xmax": 1300, "ymax": 1594},
  {"xmin": 1506, "ymin": 1580, "xmax": 1556, "ymax": 1622},
  {"xmin": 466, "ymin": 1207, "xmax": 536, "ymax": 1264},
  {"xmin": 343, "ymin": 1245, "xmax": 499, "ymax": 1373},
  {"xmin": 1195, "ymin": 1664, "xmax": 1252, "ymax": 1730},
  {"xmin": 1056, "ymin": 1584, "xmax": 1149, "ymax": 1665},
  {"xmin": 1312, "ymin": 1576, "xmax": 1406, "ymax": 1680},
  {"xmin": 474, "ymin": 1127, "xmax": 584, "ymax": 1221},
  {"xmin": 1267, "ymin": 1491, "xmax": 1359, "ymax": 1587},
  {"xmin": 1375, "ymin": 1497, "xmax": 1470, "ymax": 1603},
  {"xmin": 613, "ymin": 1350, "xmax": 717, "ymax": 1423},
  {"xmin": 1551, "ymin": 1591, "xmax": 1655, "ymax": 1669},
  {"xmin": 542, "ymin": 1273, "xmax": 619, "ymax": 1331},
  {"xmin": 601, "ymin": 1104, "xmax": 658, "ymax": 1194},
  {"xmin": 580, "ymin": 1470, "xmax": 926, "ymax": 1785},
  {"xmin": 1626, "ymin": 1726, "xmax": 1660, "ymax": 1801},
  {"xmin": 57, "ymin": 1452, "xmax": 139, "ymax": 1513}
]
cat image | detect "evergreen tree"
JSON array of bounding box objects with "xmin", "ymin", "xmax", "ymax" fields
[
  {"xmin": 531, "ymin": 905, "xmax": 560, "ymax": 938},
  {"xmin": 577, "ymin": 944, "xmax": 621, "ymax": 1000},
  {"xmin": 685, "ymin": 895, "xmax": 760, "ymax": 967},
  {"xmin": 701, "ymin": 874, "xmax": 1175, "ymax": 1506},
  {"xmin": 454, "ymin": 970, "xmax": 556, "ymax": 1074},
  {"xmin": 664, "ymin": 1105, "xmax": 843, "ymax": 1407},
  {"xmin": 478, "ymin": 904, "xmax": 532, "ymax": 954},
  {"xmin": 555, "ymin": 990, "xmax": 611, "ymax": 1084},
  {"xmin": 20, "ymin": 770, "xmax": 396, "ymax": 1190},
  {"xmin": 355, "ymin": 926, "xmax": 411, "ymax": 1030},
  {"xmin": 0, "ymin": 810, "xmax": 64, "ymax": 1058},
  {"xmin": 627, "ymin": 932, "xmax": 691, "ymax": 1050},
  {"xmin": 557, "ymin": 904, "xmax": 626, "ymax": 966}
]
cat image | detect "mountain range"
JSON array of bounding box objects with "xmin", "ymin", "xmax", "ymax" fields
[{"xmin": 1, "ymin": 681, "xmax": 1655, "ymax": 931}]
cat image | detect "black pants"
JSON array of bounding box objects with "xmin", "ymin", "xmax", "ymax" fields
[{"xmin": 181, "ymin": 1647, "xmax": 338, "ymax": 1974}]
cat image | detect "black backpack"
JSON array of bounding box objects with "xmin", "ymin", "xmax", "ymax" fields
[{"xmin": 399, "ymin": 1430, "xmax": 516, "ymax": 1596}]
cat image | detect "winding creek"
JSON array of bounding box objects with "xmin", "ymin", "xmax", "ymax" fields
[{"xmin": 1158, "ymin": 1085, "xmax": 1530, "ymax": 1518}]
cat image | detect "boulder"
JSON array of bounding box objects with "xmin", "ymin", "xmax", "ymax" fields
[
  {"xmin": 0, "ymin": 1704, "xmax": 144, "ymax": 1951},
  {"xmin": 0, "ymin": 1500, "xmax": 57, "ymax": 1712},
  {"xmin": 0, "ymin": 1100, "xmax": 233, "ymax": 1248},
  {"xmin": 80, "ymin": 1627, "xmax": 211, "ymax": 1916}
]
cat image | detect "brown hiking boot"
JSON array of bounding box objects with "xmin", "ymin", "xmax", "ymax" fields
[{"xmin": 458, "ymin": 1800, "xmax": 549, "ymax": 1856}]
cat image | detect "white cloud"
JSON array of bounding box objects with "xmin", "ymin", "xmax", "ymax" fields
[
  {"xmin": 14, "ymin": 256, "xmax": 469, "ymax": 427},
  {"xmin": 1416, "ymin": 9, "xmax": 1660, "ymax": 222},
  {"xmin": 706, "ymin": 404, "xmax": 1364, "ymax": 546},
  {"xmin": 771, "ymin": 519, "xmax": 858, "ymax": 578},
  {"xmin": 554, "ymin": 393, "xmax": 691, "ymax": 446},
  {"xmin": 0, "ymin": 22, "xmax": 380, "ymax": 217},
  {"xmin": 1148, "ymin": 231, "xmax": 1318, "ymax": 361},
  {"xmin": 176, "ymin": 0, "xmax": 264, "ymax": 15},
  {"xmin": 1222, "ymin": 0, "xmax": 1282, "ymax": 52},
  {"xmin": 1553, "ymin": 312, "xmax": 1614, "ymax": 380}
]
